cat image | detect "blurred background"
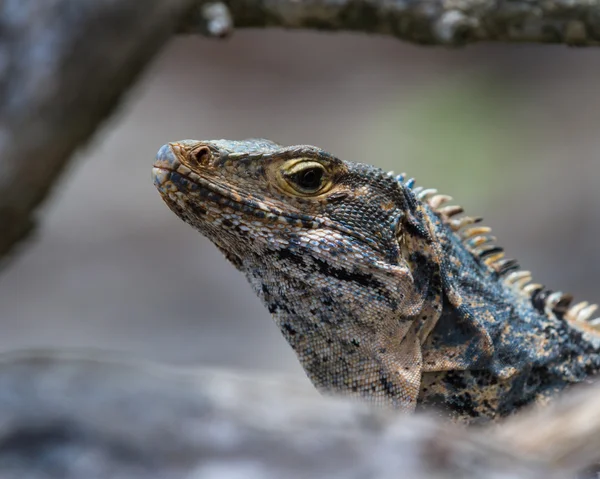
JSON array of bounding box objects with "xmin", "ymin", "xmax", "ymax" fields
[{"xmin": 0, "ymin": 33, "xmax": 598, "ymax": 385}]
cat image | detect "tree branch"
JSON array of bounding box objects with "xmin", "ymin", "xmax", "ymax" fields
[
  {"xmin": 0, "ymin": 350, "xmax": 593, "ymax": 479},
  {"xmin": 0, "ymin": 0, "xmax": 193, "ymax": 264},
  {"xmin": 186, "ymin": 0, "xmax": 600, "ymax": 45}
]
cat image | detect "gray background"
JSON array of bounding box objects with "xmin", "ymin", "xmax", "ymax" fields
[{"xmin": 0, "ymin": 33, "xmax": 598, "ymax": 386}]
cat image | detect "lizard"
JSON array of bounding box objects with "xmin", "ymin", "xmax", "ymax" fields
[{"xmin": 151, "ymin": 138, "xmax": 600, "ymax": 423}]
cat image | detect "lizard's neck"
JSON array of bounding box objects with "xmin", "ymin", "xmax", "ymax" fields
[
  {"xmin": 416, "ymin": 206, "xmax": 600, "ymax": 420},
  {"xmin": 239, "ymin": 244, "xmax": 427, "ymax": 409}
]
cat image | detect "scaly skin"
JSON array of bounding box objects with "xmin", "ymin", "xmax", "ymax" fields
[{"xmin": 152, "ymin": 139, "xmax": 600, "ymax": 422}]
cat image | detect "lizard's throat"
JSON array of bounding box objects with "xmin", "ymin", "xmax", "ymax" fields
[{"xmin": 240, "ymin": 248, "xmax": 421, "ymax": 409}]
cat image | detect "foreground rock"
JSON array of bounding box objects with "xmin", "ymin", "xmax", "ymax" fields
[{"xmin": 0, "ymin": 350, "xmax": 595, "ymax": 478}]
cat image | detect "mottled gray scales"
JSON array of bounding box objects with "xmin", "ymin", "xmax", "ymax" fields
[{"xmin": 152, "ymin": 139, "xmax": 600, "ymax": 422}]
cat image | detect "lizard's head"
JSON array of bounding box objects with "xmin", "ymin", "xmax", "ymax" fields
[
  {"xmin": 152, "ymin": 139, "xmax": 443, "ymax": 410},
  {"xmin": 152, "ymin": 139, "xmax": 415, "ymax": 266}
]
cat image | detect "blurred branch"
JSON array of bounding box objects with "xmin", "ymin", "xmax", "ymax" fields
[
  {"xmin": 190, "ymin": 0, "xmax": 600, "ymax": 45},
  {"xmin": 0, "ymin": 0, "xmax": 193, "ymax": 264},
  {"xmin": 1, "ymin": 0, "xmax": 600, "ymax": 266},
  {"xmin": 494, "ymin": 383, "xmax": 600, "ymax": 472},
  {"xmin": 0, "ymin": 350, "xmax": 589, "ymax": 479}
]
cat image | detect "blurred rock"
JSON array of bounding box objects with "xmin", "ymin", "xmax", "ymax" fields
[{"xmin": 0, "ymin": 350, "xmax": 578, "ymax": 479}]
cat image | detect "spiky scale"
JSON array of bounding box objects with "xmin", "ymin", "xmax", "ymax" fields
[
  {"xmin": 465, "ymin": 234, "xmax": 495, "ymax": 249},
  {"xmin": 495, "ymin": 258, "xmax": 520, "ymax": 276},
  {"xmin": 438, "ymin": 205, "xmax": 464, "ymax": 217},
  {"xmin": 428, "ymin": 194, "xmax": 453, "ymax": 210},
  {"xmin": 417, "ymin": 188, "xmax": 438, "ymax": 200},
  {"xmin": 579, "ymin": 304, "xmax": 599, "ymax": 322},
  {"xmin": 567, "ymin": 301, "xmax": 590, "ymax": 322},
  {"xmin": 449, "ymin": 216, "xmax": 480, "ymax": 231}
]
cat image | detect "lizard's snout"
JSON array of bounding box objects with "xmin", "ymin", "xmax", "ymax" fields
[
  {"xmin": 152, "ymin": 143, "xmax": 179, "ymax": 187},
  {"xmin": 154, "ymin": 142, "xmax": 178, "ymax": 169}
]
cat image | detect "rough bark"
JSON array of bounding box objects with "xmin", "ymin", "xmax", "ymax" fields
[
  {"xmin": 1, "ymin": 350, "xmax": 598, "ymax": 479},
  {"xmin": 188, "ymin": 0, "xmax": 600, "ymax": 45},
  {"xmin": 0, "ymin": 0, "xmax": 192, "ymax": 264}
]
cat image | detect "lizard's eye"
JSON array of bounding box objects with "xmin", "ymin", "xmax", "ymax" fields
[
  {"xmin": 293, "ymin": 167, "xmax": 323, "ymax": 190},
  {"xmin": 280, "ymin": 160, "xmax": 332, "ymax": 196}
]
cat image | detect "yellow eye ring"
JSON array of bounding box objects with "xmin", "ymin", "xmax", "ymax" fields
[{"xmin": 277, "ymin": 160, "xmax": 333, "ymax": 196}]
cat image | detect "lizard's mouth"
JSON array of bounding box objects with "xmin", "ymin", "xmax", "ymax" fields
[
  {"xmin": 152, "ymin": 165, "xmax": 324, "ymax": 229},
  {"xmin": 154, "ymin": 165, "xmax": 385, "ymax": 256}
]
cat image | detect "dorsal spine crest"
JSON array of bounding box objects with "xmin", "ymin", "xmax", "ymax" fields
[{"xmin": 391, "ymin": 172, "xmax": 600, "ymax": 330}]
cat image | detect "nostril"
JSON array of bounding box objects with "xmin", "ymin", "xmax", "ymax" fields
[{"xmin": 191, "ymin": 145, "xmax": 212, "ymax": 166}]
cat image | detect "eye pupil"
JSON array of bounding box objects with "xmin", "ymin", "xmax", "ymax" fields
[{"xmin": 295, "ymin": 168, "xmax": 323, "ymax": 190}]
